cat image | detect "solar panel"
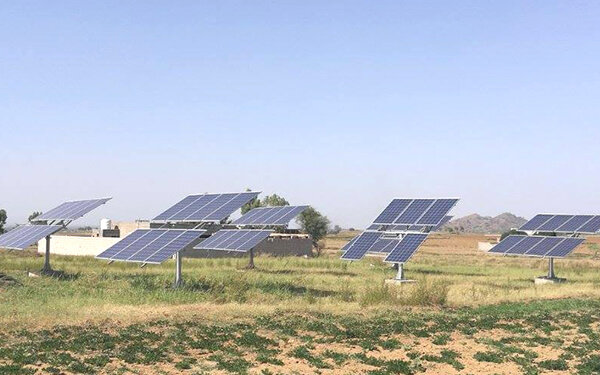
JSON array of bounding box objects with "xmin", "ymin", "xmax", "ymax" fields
[
  {"xmin": 525, "ymin": 237, "xmax": 564, "ymax": 257},
  {"xmin": 33, "ymin": 198, "xmax": 111, "ymax": 222},
  {"xmin": 366, "ymin": 224, "xmax": 380, "ymax": 230},
  {"xmin": 194, "ymin": 229, "xmax": 273, "ymax": 252},
  {"xmin": 556, "ymin": 215, "xmax": 595, "ymax": 233},
  {"xmin": 233, "ymin": 206, "xmax": 309, "ymax": 226},
  {"xmin": 545, "ymin": 238, "xmax": 584, "ymax": 258},
  {"xmin": 368, "ymin": 238, "xmax": 397, "ymax": 253},
  {"xmin": 505, "ymin": 236, "xmax": 544, "ymax": 255},
  {"xmin": 340, "ymin": 231, "xmax": 382, "ymax": 261},
  {"xmin": 96, "ymin": 229, "xmax": 205, "ymax": 264},
  {"xmin": 537, "ymin": 215, "xmax": 575, "ymax": 231},
  {"xmin": 394, "ymin": 199, "xmax": 436, "ymax": 225},
  {"xmin": 520, "ymin": 214, "xmax": 554, "ymax": 231},
  {"xmin": 417, "ymin": 199, "xmax": 459, "ymax": 225},
  {"xmin": 341, "ymin": 235, "xmax": 359, "ymax": 252},
  {"xmin": 153, "ymin": 192, "xmax": 259, "ymax": 222},
  {"xmin": 383, "ymin": 234, "xmax": 429, "ymax": 263},
  {"xmin": 372, "ymin": 199, "xmax": 412, "ymax": 224},
  {"xmin": 489, "ymin": 235, "xmax": 584, "ymax": 258},
  {"xmin": 578, "ymin": 216, "xmax": 600, "ymax": 233},
  {"xmin": 488, "ymin": 235, "xmax": 527, "ymax": 254},
  {"xmin": 0, "ymin": 225, "xmax": 63, "ymax": 250},
  {"xmin": 432, "ymin": 216, "xmax": 453, "ymax": 232}
]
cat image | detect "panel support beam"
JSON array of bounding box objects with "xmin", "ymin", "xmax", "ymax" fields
[
  {"xmin": 42, "ymin": 235, "xmax": 52, "ymax": 274},
  {"xmin": 548, "ymin": 258, "xmax": 555, "ymax": 279},
  {"xmin": 174, "ymin": 252, "xmax": 182, "ymax": 288},
  {"xmin": 246, "ymin": 249, "xmax": 255, "ymax": 269}
]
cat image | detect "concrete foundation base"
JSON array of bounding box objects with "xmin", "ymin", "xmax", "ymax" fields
[
  {"xmin": 535, "ymin": 276, "xmax": 566, "ymax": 285},
  {"xmin": 385, "ymin": 278, "xmax": 416, "ymax": 285}
]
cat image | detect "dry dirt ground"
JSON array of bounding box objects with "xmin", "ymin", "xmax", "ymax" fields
[{"xmin": 2, "ymin": 233, "xmax": 600, "ymax": 374}]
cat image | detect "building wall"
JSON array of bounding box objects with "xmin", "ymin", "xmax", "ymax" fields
[
  {"xmin": 38, "ymin": 236, "xmax": 120, "ymax": 257},
  {"xmin": 112, "ymin": 220, "xmax": 150, "ymax": 237}
]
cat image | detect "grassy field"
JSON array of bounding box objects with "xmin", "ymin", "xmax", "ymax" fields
[{"xmin": 2, "ymin": 232, "xmax": 600, "ymax": 374}]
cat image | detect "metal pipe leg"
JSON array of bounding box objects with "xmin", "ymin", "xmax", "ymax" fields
[
  {"xmin": 42, "ymin": 235, "xmax": 52, "ymax": 273},
  {"xmin": 548, "ymin": 258, "xmax": 555, "ymax": 279},
  {"xmin": 396, "ymin": 263, "xmax": 404, "ymax": 280},
  {"xmin": 174, "ymin": 252, "xmax": 182, "ymax": 288}
]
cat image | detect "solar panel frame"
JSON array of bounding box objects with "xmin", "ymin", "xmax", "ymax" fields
[
  {"xmin": 341, "ymin": 235, "xmax": 359, "ymax": 252},
  {"xmin": 383, "ymin": 233, "xmax": 429, "ymax": 264},
  {"xmin": 432, "ymin": 216, "xmax": 453, "ymax": 232},
  {"xmin": 340, "ymin": 231, "xmax": 382, "ymax": 261},
  {"xmin": 33, "ymin": 198, "xmax": 111, "ymax": 222},
  {"xmin": 0, "ymin": 225, "xmax": 63, "ymax": 250},
  {"xmin": 368, "ymin": 238, "xmax": 398, "ymax": 253}
]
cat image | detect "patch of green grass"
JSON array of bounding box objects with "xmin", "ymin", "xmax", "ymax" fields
[
  {"xmin": 421, "ymin": 349, "xmax": 464, "ymax": 370},
  {"xmin": 473, "ymin": 351, "xmax": 504, "ymax": 363},
  {"xmin": 538, "ymin": 358, "xmax": 568, "ymax": 370}
]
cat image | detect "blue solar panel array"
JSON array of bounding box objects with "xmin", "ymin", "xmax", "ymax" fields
[
  {"xmin": 153, "ymin": 192, "xmax": 259, "ymax": 223},
  {"xmin": 340, "ymin": 231, "xmax": 382, "ymax": 261},
  {"xmin": 194, "ymin": 229, "xmax": 273, "ymax": 252},
  {"xmin": 489, "ymin": 235, "xmax": 584, "ymax": 258},
  {"xmin": 383, "ymin": 234, "xmax": 429, "ymax": 263},
  {"xmin": 0, "ymin": 225, "xmax": 63, "ymax": 250},
  {"xmin": 96, "ymin": 229, "xmax": 205, "ymax": 264},
  {"xmin": 372, "ymin": 198, "xmax": 458, "ymax": 227},
  {"xmin": 33, "ymin": 198, "xmax": 111, "ymax": 222},
  {"xmin": 233, "ymin": 206, "xmax": 309, "ymax": 226},
  {"xmin": 341, "ymin": 235, "xmax": 359, "ymax": 252},
  {"xmin": 432, "ymin": 216, "xmax": 453, "ymax": 232},
  {"xmin": 368, "ymin": 238, "xmax": 397, "ymax": 253},
  {"xmin": 520, "ymin": 214, "xmax": 600, "ymax": 234}
]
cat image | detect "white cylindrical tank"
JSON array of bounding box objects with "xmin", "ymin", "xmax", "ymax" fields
[{"xmin": 100, "ymin": 218, "xmax": 112, "ymax": 231}]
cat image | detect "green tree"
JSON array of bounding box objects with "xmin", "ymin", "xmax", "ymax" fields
[
  {"xmin": 297, "ymin": 207, "xmax": 330, "ymax": 255},
  {"xmin": 241, "ymin": 191, "xmax": 290, "ymax": 214},
  {"xmin": 28, "ymin": 211, "xmax": 43, "ymax": 223},
  {"xmin": 329, "ymin": 225, "xmax": 342, "ymax": 234},
  {"xmin": 0, "ymin": 209, "xmax": 6, "ymax": 234}
]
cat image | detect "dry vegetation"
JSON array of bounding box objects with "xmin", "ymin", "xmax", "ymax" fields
[{"xmin": 2, "ymin": 232, "xmax": 600, "ymax": 374}]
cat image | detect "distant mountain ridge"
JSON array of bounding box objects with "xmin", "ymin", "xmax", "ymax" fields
[{"xmin": 444, "ymin": 213, "xmax": 527, "ymax": 234}]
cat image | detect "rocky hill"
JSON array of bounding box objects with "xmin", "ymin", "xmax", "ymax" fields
[{"xmin": 444, "ymin": 213, "xmax": 527, "ymax": 234}]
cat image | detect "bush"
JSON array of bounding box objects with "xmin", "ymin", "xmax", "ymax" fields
[{"xmin": 359, "ymin": 278, "xmax": 450, "ymax": 307}]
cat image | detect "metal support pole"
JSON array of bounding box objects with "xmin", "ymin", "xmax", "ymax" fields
[
  {"xmin": 548, "ymin": 258, "xmax": 555, "ymax": 279},
  {"xmin": 42, "ymin": 235, "xmax": 52, "ymax": 273},
  {"xmin": 396, "ymin": 263, "xmax": 404, "ymax": 281},
  {"xmin": 246, "ymin": 249, "xmax": 255, "ymax": 269},
  {"xmin": 174, "ymin": 252, "xmax": 182, "ymax": 288}
]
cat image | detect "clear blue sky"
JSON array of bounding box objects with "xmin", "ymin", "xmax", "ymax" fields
[{"xmin": 1, "ymin": 1, "xmax": 599, "ymax": 228}]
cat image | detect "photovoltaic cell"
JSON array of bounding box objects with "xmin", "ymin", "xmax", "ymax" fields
[
  {"xmin": 383, "ymin": 234, "xmax": 429, "ymax": 263},
  {"xmin": 537, "ymin": 215, "xmax": 574, "ymax": 231},
  {"xmin": 545, "ymin": 238, "xmax": 584, "ymax": 258},
  {"xmin": 341, "ymin": 235, "xmax": 359, "ymax": 252},
  {"xmin": 417, "ymin": 199, "xmax": 459, "ymax": 225},
  {"xmin": 432, "ymin": 216, "xmax": 453, "ymax": 232},
  {"xmin": 488, "ymin": 236, "xmax": 527, "ymax": 254},
  {"xmin": 368, "ymin": 238, "xmax": 397, "ymax": 253},
  {"xmin": 525, "ymin": 237, "xmax": 564, "ymax": 257},
  {"xmin": 556, "ymin": 215, "xmax": 595, "ymax": 233},
  {"xmin": 194, "ymin": 230, "xmax": 273, "ymax": 252},
  {"xmin": 340, "ymin": 232, "xmax": 382, "ymax": 260},
  {"xmin": 488, "ymin": 235, "xmax": 584, "ymax": 259},
  {"xmin": 33, "ymin": 198, "xmax": 111, "ymax": 222},
  {"xmin": 578, "ymin": 216, "xmax": 600, "ymax": 233},
  {"xmin": 153, "ymin": 192, "xmax": 259, "ymax": 222},
  {"xmin": 372, "ymin": 199, "xmax": 412, "ymax": 224},
  {"xmin": 505, "ymin": 236, "xmax": 544, "ymax": 254},
  {"xmin": 96, "ymin": 229, "xmax": 205, "ymax": 264},
  {"xmin": 520, "ymin": 215, "xmax": 554, "ymax": 231},
  {"xmin": 0, "ymin": 225, "xmax": 63, "ymax": 250},
  {"xmin": 233, "ymin": 206, "xmax": 309, "ymax": 226},
  {"xmin": 394, "ymin": 199, "xmax": 436, "ymax": 225}
]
